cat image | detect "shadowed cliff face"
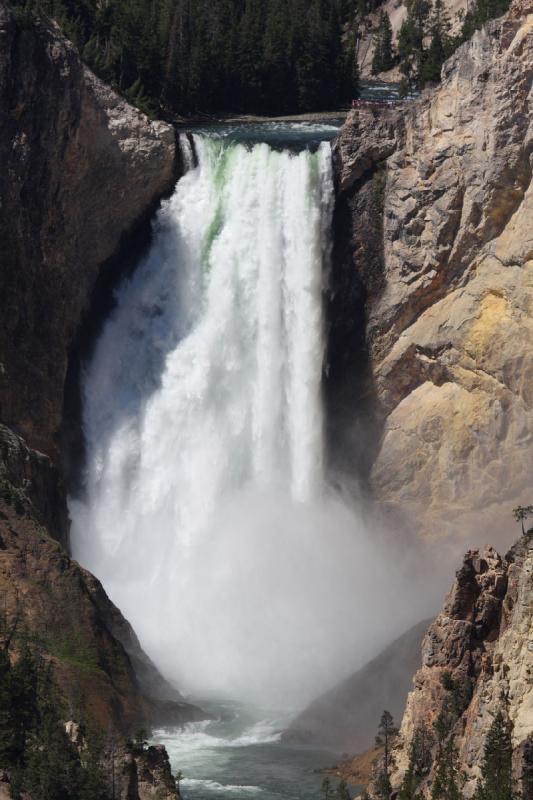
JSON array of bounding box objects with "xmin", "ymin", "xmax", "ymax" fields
[
  {"xmin": 0, "ymin": 424, "xmax": 205, "ymax": 733},
  {"xmin": 0, "ymin": 3, "xmax": 176, "ymax": 460},
  {"xmin": 381, "ymin": 535, "xmax": 533, "ymax": 798},
  {"xmin": 333, "ymin": 0, "xmax": 533, "ymax": 543},
  {"xmin": 283, "ymin": 619, "xmax": 430, "ymax": 752},
  {"xmin": 0, "ymin": 4, "xmax": 204, "ymax": 743}
]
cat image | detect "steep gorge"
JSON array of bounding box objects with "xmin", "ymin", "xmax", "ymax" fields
[
  {"xmin": 0, "ymin": 2, "xmax": 176, "ymax": 462},
  {"xmin": 1, "ymin": 0, "xmax": 533, "ymax": 793}
]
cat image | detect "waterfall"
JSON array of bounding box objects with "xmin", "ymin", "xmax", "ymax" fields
[{"xmin": 70, "ymin": 133, "xmax": 425, "ymax": 707}]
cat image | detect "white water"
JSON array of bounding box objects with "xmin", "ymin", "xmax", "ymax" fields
[
  {"xmin": 70, "ymin": 132, "xmax": 430, "ymax": 708},
  {"xmin": 152, "ymin": 701, "xmax": 341, "ymax": 800}
]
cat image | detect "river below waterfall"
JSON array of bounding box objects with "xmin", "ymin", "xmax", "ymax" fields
[{"xmin": 153, "ymin": 701, "xmax": 359, "ymax": 800}]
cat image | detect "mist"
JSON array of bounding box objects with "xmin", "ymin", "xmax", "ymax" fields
[{"xmin": 70, "ymin": 134, "xmax": 449, "ymax": 713}]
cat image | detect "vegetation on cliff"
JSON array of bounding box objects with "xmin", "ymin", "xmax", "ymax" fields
[
  {"xmin": 0, "ymin": 423, "xmax": 193, "ymax": 796},
  {"xmin": 8, "ymin": 0, "xmax": 516, "ymax": 116},
  {"xmin": 361, "ymin": 535, "xmax": 533, "ymax": 800},
  {"xmin": 375, "ymin": 0, "xmax": 511, "ymax": 92},
  {"xmin": 0, "ymin": 644, "xmax": 109, "ymax": 799}
]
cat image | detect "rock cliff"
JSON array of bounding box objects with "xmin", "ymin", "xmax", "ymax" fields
[
  {"xmin": 0, "ymin": 424, "xmax": 203, "ymax": 733},
  {"xmin": 332, "ymin": 0, "xmax": 533, "ymax": 543},
  {"xmin": 0, "ymin": 1, "xmax": 176, "ymax": 460},
  {"xmin": 0, "ymin": 0, "xmax": 200, "ymax": 754},
  {"xmin": 383, "ymin": 535, "xmax": 533, "ymax": 797},
  {"xmin": 64, "ymin": 726, "xmax": 181, "ymax": 800}
]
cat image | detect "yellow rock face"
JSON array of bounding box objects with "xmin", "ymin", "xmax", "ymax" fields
[
  {"xmin": 337, "ymin": 2, "xmax": 533, "ymax": 546},
  {"xmin": 372, "ymin": 261, "xmax": 533, "ymax": 545}
]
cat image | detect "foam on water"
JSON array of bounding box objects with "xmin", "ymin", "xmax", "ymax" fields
[
  {"xmin": 181, "ymin": 780, "xmax": 263, "ymax": 794},
  {"xmin": 151, "ymin": 702, "xmax": 343, "ymax": 800}
]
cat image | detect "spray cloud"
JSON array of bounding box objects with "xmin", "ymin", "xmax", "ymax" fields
[{"xmin": 70, "ymin": 135, "xmax": 445, "ymax": 710}]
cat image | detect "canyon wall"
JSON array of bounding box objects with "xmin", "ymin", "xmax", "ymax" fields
[
  {"xmin": 0, "ymin": 1, "xmax": 176, "ymax": 460},
  {"xmin": 386, "ymin": 535, "xmax": 533, "ymax": 797},
  {"xmin": 333, "ymin": 0, "xmax": 533, "ymax": 543},
  {"xmin": 0, "ymin": 1, "xmax": 199, "ymax": 745},
  {"xmin": 283, "ymin": 620, "xmax": 430, "ymax": 752}
]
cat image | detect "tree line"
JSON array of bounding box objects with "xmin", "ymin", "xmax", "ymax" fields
[
  {"xmin": 12, "ymin": 0, "xmax": 359, "ymax": 116},
  {"xmin": 11, "ymin": 0, "xmax": 512, "ymax": 116}
]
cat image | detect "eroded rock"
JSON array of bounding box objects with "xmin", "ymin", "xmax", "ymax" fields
[
  {"xmin": 334, "ymin": 0, "xmax": 533, "ymax": 542},
  {"xmin": 386, "ymin": 536, "xmax": 533, "ymax": 797}
]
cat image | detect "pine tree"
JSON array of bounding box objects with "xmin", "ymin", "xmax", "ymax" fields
[
  {"xmin": 399, "ymin": 726, "xmax": 433, "ymax": 800},
  {"xmin": 431, "ymin": 738, "xmax": 463, "ymax": 800},
  {"xmin": 0, "ymin": 647, "xmax": 14, "ymax": 765},
  {"xmin": 337, "ymin": 779, "xmax": 351, "ymax": 800},
  {"xmin": 338, "ymin": 26, "xmax": 360, "ymax": 101},
  {"xmin": 322, "ymin": 776, "xmax": 333, "ymax": 800},
  {"xmin": 375, "ymin": 711, "xmax": 398, "ymax": 800},
  {"xmin": 372, "ymin": 11, "xmax": 394, "ymax": 74},
  {"xmin": 397, "ymin": 0, "xmax": 432, "ymax": 88},
  {"xmin": 474, "ymin": 711, "xmax": 515, "ymax": 800},
  {"xmin": 9, "ymin": 642, "xmax": 39, "ymax": 763},
  {"xmin": 380, "ymin": 11, "xmax": 394, "ymax": 70},
  {"xmin": 420, "ymin": 0, "xmax": 451, "ymax": 82},
  {"xmin": 263, "ymin": 0, "xmax": 293, "ymax": 112},
  {"xmin": 398, "ymin": 763, "xmax": 419, "ymax": 800},
  {"xmin": 237, "ymin": 0, "xmax": 267, "ymax": 110},
  {"xmin": 522, "ymin": 734, "xmax": 533, "ymax": 800}
]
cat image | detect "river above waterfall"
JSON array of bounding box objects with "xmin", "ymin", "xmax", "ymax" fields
[
  {"xmin": 181, "ymin": 119, "xmax": 345, "ymax": 149},
  {"xmin": 153, "ymin": 701, "xmax": 360, "ymax": 800}
]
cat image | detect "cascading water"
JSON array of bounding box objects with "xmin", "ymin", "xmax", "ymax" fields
[{"xmin": 70, "ymin": 129, "xmax": 427, "ymax": 710}]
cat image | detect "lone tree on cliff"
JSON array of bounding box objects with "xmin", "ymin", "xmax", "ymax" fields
[
  {"xmin": 474, "ymin": 711, "xmax": 515, "ymax": 800},
  {"xmin": 375, "ymin": 710, "xmax": 398, "ymax": 799},
  {"xmin": 512, "ymin": 505, "xmax": 533, "ymax": 535}
]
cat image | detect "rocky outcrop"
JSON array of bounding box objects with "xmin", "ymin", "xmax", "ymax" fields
[
  {"xmin": 0, "ymin": 1, "xmax": 176, "ymax": 460},
  {"xmin": 0, "ymin": 422, "xmax": 69, "ymax": 546},
  {"xmin": 103, "ymin": 741, "xmax": 181, "ymax": 800},
  {"xmin": 284, "ymin": 620, "xmax": 429, "ymax": 751},
  {"xmin": 333, "ymin": 0, "xmax": 533, "ymax": 542},
  {"xmin": 134, "ymin": 746, "xmax": 181, "ymax": 800},
  {"xmin": 385, "ymin": 535, "xmax": 533, "ymax": 797}
]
